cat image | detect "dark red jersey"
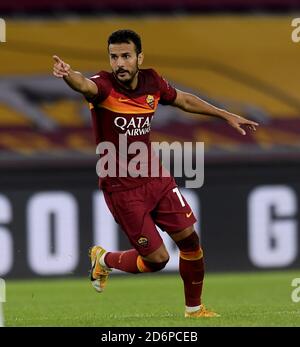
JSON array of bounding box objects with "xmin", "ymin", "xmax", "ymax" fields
[{"xmin": 87, "ymin": 68, "xmax": 177, "ymax": 192}]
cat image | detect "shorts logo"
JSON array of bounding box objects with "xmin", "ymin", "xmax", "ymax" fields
[
  {"xmin": 137, "ymin": 236, "xmax": 149, "ymax": 247},
  {"xmin": 146, "ymin": 95, "xmax": 155, "ymax": 109},
  {"xmin": 186, "ymin": 211, "xmax": 193, "ymax": 218}
]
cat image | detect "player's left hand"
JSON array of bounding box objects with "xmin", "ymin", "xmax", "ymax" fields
[{"xmin": 225, "ymin": 113, "xmax": 259, "ymax": 135}]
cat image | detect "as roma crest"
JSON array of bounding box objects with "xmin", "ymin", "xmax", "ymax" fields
[
  {"xmin": 146, "ymin": 95, "xmax": 155, "ymax": 109},
  {"xmin": 137, "ymin": 236, "xmax": 149, "ymax": 247}
]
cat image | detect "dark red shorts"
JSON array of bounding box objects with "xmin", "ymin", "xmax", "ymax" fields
[{"xmin": 103, "ymin": 176, "xmax": 197, "ymax": 256}]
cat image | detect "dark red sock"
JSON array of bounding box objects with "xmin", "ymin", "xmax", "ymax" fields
[
  {"xmin": 176, "ymin": 232, "xmax": 204, "ymax": 307},
  {"xmin": 104, "ymin": 249, "xmax": 142, "ymax": 273}
]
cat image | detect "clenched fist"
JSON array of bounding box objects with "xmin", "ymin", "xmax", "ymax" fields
[{"xmin": 53, "ymin": 55, "xmax": 71, "ymax": 78}]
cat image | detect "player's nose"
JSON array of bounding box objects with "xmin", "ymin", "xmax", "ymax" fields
[{"xmin": 116, "ymin": 57, "xmax": 125, "ymax": 67}]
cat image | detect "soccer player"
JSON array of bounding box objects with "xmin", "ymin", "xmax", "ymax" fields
[{"xmin": 53, "ymin": 29, "xmax": 258, "ymax": 318}]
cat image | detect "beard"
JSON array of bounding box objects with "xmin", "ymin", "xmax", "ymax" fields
[{"xmin": 114, "ymin": 65, "xmax": 139, "ymax": 87}]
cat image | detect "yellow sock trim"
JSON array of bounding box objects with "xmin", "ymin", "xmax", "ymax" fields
[
  {"xmin": 136, "ymin": 255, "xmax": 151, "ymax": 273},
  {"xmin": 180, "ymin": 247, "xmax": 203, "ymax": 261}
]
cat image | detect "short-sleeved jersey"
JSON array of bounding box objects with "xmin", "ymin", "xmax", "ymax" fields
[{"xmin": 87, "ymin": 68, "xmax": 177, "ymax": 192}]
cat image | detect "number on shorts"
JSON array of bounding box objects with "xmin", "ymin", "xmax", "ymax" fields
[{"xmin": 172, "ymin": 187, "xmax": 186, "ymax": 207}]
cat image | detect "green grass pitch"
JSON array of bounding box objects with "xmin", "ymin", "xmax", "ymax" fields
[{"xmin": 4, "ymin": 270, "xmax": 300, "ymax": 327}]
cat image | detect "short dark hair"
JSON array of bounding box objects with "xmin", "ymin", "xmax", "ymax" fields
[{"xmin": 108, "ymin": 29, "xmax": 142, "ymax": 55}]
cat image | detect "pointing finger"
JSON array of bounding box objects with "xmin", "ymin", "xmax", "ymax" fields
[{"xmin": 53, "ymin": 55, "xmax": 63, "ymax": 64}]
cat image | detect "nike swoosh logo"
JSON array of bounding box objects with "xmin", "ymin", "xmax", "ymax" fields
[
  {"xmin": 186, "ymin": 211, "xmax": 193, "ymax": 218},
  {"xmin": 118, "ymin": 98, "xmax": 130, "ymax": 102}
]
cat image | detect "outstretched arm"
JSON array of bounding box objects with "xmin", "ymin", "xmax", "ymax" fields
[
  {"xmin": 173, "ymin": 89, "xmax": 259, "ymax": 135},
  {"xmin": 52, "ymin": 55, "xmax": 98, "ymax": 99}
]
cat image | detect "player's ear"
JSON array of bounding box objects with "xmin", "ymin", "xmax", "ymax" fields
[{"xmin": 137, "ymin": 52, "xmax": 144, "ymax": 66}]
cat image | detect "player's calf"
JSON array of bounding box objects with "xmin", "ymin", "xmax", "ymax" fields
[{"xmin": 94, "ymin": 247, "xmax": 170, "ymax": 274}]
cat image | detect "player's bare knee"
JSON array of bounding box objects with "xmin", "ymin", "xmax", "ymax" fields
[
  {"xmin": 141, "ymin": 246, "xmax": 169, "ymax": 272},
  {"xmin": 156, "ymin": 250, "xmax": 169, "ymax": 263},
  {"xmin": 143, "ymin": 250, "xmax": 169, "ymax": 263},
  {"xmin": 143, "ymin": 257, "xmax": 169, "ymax": 272},
  {"xmin": 143, "ymin": 243, "xmax": 169, "ymax": 263}
]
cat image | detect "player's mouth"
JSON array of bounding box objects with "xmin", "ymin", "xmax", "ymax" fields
[{"xmin": 117, "ymin": 70, "xmax": 129, "ymax": 77}]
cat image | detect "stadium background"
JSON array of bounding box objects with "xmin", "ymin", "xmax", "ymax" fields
[{"xmin": 0, "ymin": 0, "xmax": 300, "ymax": 327}]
